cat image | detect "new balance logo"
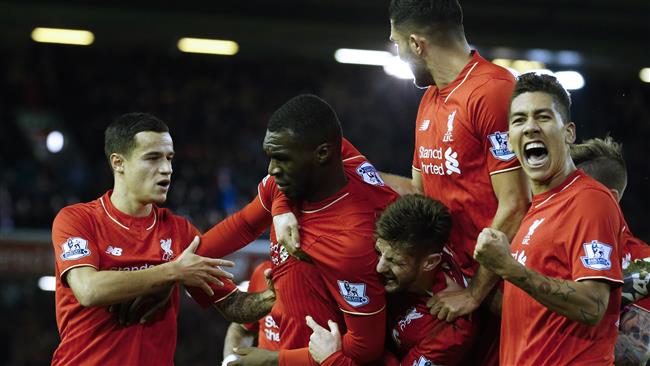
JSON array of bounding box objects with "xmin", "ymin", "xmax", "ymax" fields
[
  {"xmin": 419, "ymin": 119, "xmax": 430, "ymax": 131},
  {"xmin": 106, "ymin": 246, "xmax": 123, "ymax": 256}
]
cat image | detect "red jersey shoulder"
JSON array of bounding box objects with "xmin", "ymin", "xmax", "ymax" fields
[{"xmin": 154, "ymin": 206, "xmax": 198, "ymax": 238}]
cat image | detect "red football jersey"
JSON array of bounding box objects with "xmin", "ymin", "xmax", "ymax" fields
[
  {"xmin": 388, "ymin": 259, "xmax": 478, "ymax": 366},
  {"xmin": 621, "ymin": 228, "xmax": 650, "ymax": 311},
  {"xmin": 243, "ymin": 261, "xmax": 280, "ymax": 350},
  {"xmin": 411, "ymin": 51, "xmax": 519, "ymax": 277},
  {"xmin": 502, "ymin": 170, "xmax": 624, "ymax": 366},
  {"xmin": 51, "ymin": 191, "xmax": 236, "ymax": 366}
]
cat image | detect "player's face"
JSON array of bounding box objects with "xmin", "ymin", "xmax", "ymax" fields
[
  {"xmin": 375, "ymin": 238, "xmax": 419, "ymax": 294},
  {"xmin": 509, "ymin": 92, "xmax": 576, "ymax": 193},
  {"xmin": 121, "ymin": 131, "xmax": 174, "ymax": 205},
  {"xmin": 390, "ymin": 21, "xmax": 433, "ymax": 88},
  {"xmin": 263, "ymin": 129, "xmax": 315, "ymax": 200}
]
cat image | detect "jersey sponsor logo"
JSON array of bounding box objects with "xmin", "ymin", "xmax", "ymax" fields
[
  {"xmin": 418, "ymin": 119, "xmax": 430, "ymax": 131},
  {"xmin": 356, "ymin": 161, "xmax": 385, "ymax": 186},
  {"xmin": 160, "ymin": 238, "xmax": 174, "ymax": 261},
  {"xmin": 398, "ymin": 307, "xmax": 424, "ymax": 330},
  {"xmin": 444, "ymin": 147, "xmax": 461, "ymax": 175},
  {"xmin": 522, "ymin": 218, "xmax": 545, "ymax": 245},
  {"xmin": 443, "ymin": 110, "xmax": 456, "ymax": 142},
  {"xmin": 263, "ymin": 315, "xmax": 280, "ymax": 342},
  {"xmin": 60, "ymin": 237, "xmax": 91, "ymax": 261},
  {"xmin": 105, "ymin": 245, "xmax": 123, "ymax": 256},
  {"xmin": 512, "ymin": 250, "xmax": 527, "ymax": 266},
  {"xmin": 418, "ymin": 146, "xmax": 461, "ymax": 176},
  {"xmin": 580, "ymin": 240, "xmax": 613, "ymax": 270},
  {"xmin": 337, "ymin": 280, "xmax": 369, "ymax": 307},
  {"xmin": 488, "ymin": 131, "xmax": 516, "ymax": 161},
  {"xmin": 110, "ymin": 263, "xmax": 154, "ymax": 271},
  {"xmin": 413, "ymin": 355, "xmax": 438, "ymax": 366}
]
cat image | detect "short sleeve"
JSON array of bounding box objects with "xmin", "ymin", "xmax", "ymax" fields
[
  {"xmin": 568, "ymin": 189, "xmax": 624, "ymax": 284},
  {"xmin": 341, "ymin": 138, "xmax": 363, "ymax": 161},
  {"xmin": 306, "ymin": 235, "xmax": 386, "ymax": 315},
  {"xmin": 52, "ymin": 207, "xmax": 100, "ymax": 285},
  {"xmin": 185, "ymin": 278, "xmax": 238, "ymax": 308},
  {"xmin": 468, "ymin": 78, "xmax": 521, "ymax": 175}
]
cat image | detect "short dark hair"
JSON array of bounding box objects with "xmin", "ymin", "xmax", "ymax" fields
[
  {"xmin": 267, "ymin": 94, "xmax": 342, "ymax": 149},
  {"xmin": 375, "ymin": 194, "xmax": 451, "ymax": 257},
  {"xmin": 511, "ymin": 73, "xmax": 572, "ymax": 123},
  {"xmin": 571, "ymin": 136, "xmax": 627, "ymax": 193},
  {"xmin": 389, "ymin": 0, "xmax": 463, "ymax": 32},
  {"xmin": 104, "ymin": 113, "xmax": 169, "ymax": 163}
]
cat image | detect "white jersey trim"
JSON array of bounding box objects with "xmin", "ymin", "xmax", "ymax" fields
[
  {"xmin": 575, "ymin": 275, "xmax": 623, "ymax": 284},
  {"xmin": 60, "ymin": 263, "xmax": 99, "ymax": 285},
  {"xmin": 534, "ymin": 175, "xmax": 581, "ymax": 209},
  {"xmin": 340, "ymin": 305, "xmax": 385, "ymax": 316},
  {"xmin": 257, "ymin": 185, "xmax": 271, "ymax": 213},
  {"xmin": 100, "ymin": 196, "xmax": 157, "ymax": 231},
  {"xmin": 343, "ymin": 155, "xmax": 364, "ymax": 162},
  {"xmin": 412, "ymin": 165, "xmax": 422, "ymax": 172},
  {"xmin": 212, "ymin": 287, "xmax": 240, "ymax": 304},
  {"xmin": 301, "ymin": 192, "xmax": 350, "ymax": 214},
  {"xmin": 489, "ymin": 165, "xmax": 522, "ymax": 176},
  {"xmin": 444, "ymin": 62, "xmax": 479, "ymax": 104}
]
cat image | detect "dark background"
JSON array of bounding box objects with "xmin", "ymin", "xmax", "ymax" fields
[{"xmin": 0, "ymin": 1, "xmax": 648, "ymax": 364}]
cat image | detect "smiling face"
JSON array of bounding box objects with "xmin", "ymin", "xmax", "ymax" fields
[
  {"xmin": 509, "ymin": 91, "xmax": 576, "ymax": 194},
  {"xmin": 390, "ymin": 21, "xmax": 434, "ymax": 88},
  {"xmin": 262, "ymin": 129, "xmax": 315, "ymax": 200},
  {"xmin": 115, "ymin": 131, "xmax": 174, "ymax": 205}
]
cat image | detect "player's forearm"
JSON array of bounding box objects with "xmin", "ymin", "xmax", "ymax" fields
[
  {"xmin": 490, "ymin": 196, "xmax": 528, "ymax": 241},
  {"xmin": 69, "ymin": 263, "xmax": 177, "ymax": 307},
  {"xmin": 214, "ymin": 289, "xmax": 275, "ymax": 323},
  {"xmin": 379, "ymin": 172, "xmax": 420, "ymax": 195},
  {"xmin": 223, "ymin": 323, "xmax": 254, "ymax": 358},
  {"xmin": 500, "ymin": 263, "xmax": 610, "ymax": 325},
  {"xmin": 467, "ymin": 265, "xmax": 500, "ymax": 304},
  {"xmin": 622, "ymin": 258, "xmax": 650, "ymax": 308}
]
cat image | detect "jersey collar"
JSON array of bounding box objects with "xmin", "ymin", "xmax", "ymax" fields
[{"xmin": 100, "ymin": 190, "xmax": 158, "ymax": 231}]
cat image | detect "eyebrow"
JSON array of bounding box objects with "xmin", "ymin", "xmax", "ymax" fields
[{"xmin": 511, "ymin": 108, "xmax": 555, "ymax": 117}]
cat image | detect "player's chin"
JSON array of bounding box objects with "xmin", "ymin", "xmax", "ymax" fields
[
  {"xmin": 383, "ymin": 280, "xmax": 400, "ymax": 294},
  {"xmin": 150, "ymin": 192, "xmax": 168, "ymax": 205}
]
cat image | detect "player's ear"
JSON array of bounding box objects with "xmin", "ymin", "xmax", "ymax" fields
[
  {"xmin": 110, "ymin": 153, "xmax": 125, "ymax": 174},
  {"xmin": 314, "ymin": 142, "xmax": 332, "ymax": 164},
  {"xmin": 422, "ymin": 253, "xmax": 442, "ymax": 272},
  {"xmin": 564, "ymin": 121, "xmax": 576, "ymax": 144},
  {"xmin": 408, "ymin": 33, "xmax": 427, "ymax": 56}
]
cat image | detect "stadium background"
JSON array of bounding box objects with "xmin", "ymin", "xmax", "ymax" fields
[{"xmin": 0, "ymin": 1, "xmax": 648, "ymax": 364}]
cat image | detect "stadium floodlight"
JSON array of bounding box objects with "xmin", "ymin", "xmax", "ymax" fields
[
  {"xmin": 556, "ymin": 50, "xmax": 582, "ymax": 66},
  {"xmin": 177, "ymin": 38, "xmax": 239, "ymax": 56},
  {"xmin": 38, "ymin": 276, "xmax": 56, "ymax": 291},
  {"xmin": 31, "ymin": 27, "xmax": 94, "ymax": 46},
  {"xmin": 47, "ymin": 130, "xmax": 64, "ymax": 153},
  {"xmin": 555, "ymin": 70, "xmax": 585, "ymax": 90},
  {"xmin": 383, "ymin": 56, "xmax": 414, "ymax": 79},
  {"xmin": 640, "ymin": 68, "xmax": 650, "ymax": 83},
  {"xmin": 334, "ymin": 48, "xmax": 393, "ymax": 66}
]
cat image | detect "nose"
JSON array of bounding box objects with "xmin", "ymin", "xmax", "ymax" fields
[
  {"xmin": 376, "ymin": 255, "xmax": 388, "ymax": 274},
  {"xmin": 268, "ymin": 160, "xmax": 281, "ymax": 177},
  {"xmin": 160, "ymin": 159, "xmax": 172, "ymax": 175},
  {"xmin": 522, "ymin": 118, "xmax": 541, "ymax": 136}
]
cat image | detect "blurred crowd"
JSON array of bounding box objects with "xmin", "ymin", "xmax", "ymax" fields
[{"xmin": 0, "ymin": 44, "xmax": 648, "ymax": 364}]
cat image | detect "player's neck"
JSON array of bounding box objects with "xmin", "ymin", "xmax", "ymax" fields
[
  {"xmin": 409, "ymin": 269, "xmax": 438, "ymax": 296},
  {"xmin": 428, "ymin": 42, "xmax": 472, "ymax": 89},
  {"xmin": 110, "ymin": 183, "xmax": 153, "ymax": 217},
  {"xmin": 531, "ymin": 159, "xmax": 577, "ymax": 196},
  {"xmin": 305, "ymin": 161, "xmax": 348, "ymax": 202}
]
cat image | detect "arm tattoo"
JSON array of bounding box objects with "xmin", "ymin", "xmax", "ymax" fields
[
  {"xmin": 615, "ymin": 306, "xmax": 650, "ymax": 365},
  {"xmin": 510, "ymin": 267, "xmax": 576, "ymax": 302},
  {"xmin": 213, "ymin": 290, "xmax": 275, "ymax": 324},
  {"xmin": 622, "ymin": 259, "xmax": 650, "ymax": 309}
]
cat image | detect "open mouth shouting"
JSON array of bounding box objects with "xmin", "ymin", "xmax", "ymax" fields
[
  {"xmin": 523, "ymin": 141, "xmax": 548, "ymax": 168},
  {"xmin": 156, "ymin": 179, "xmax": 171, "ymax": 191}
]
